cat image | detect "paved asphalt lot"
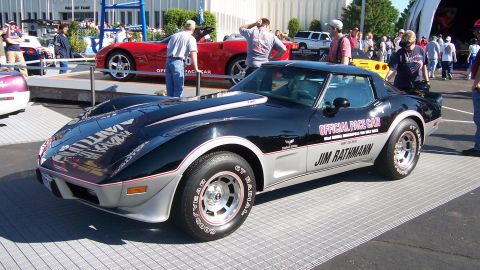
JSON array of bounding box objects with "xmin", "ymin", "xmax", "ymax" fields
[{"xmin": 1, "ymin": 72, "xmax": 479, "ymax": 269}]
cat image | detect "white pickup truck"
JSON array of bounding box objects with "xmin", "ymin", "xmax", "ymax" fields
[{"xmin": 294, "ymin": 31, "xmax": 331, "ymax": 50}]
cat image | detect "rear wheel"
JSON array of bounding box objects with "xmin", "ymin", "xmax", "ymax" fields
[
  {"xmin": 174, "ymin": 151, "xmax": 256, "ymax": 241},
  {"xmin": 299, "ymin": 43, "xmax": 307, "ymax": 50},
  {"xmin": 106, "ymin": 51, "xmax": 136, "ymax": 81},
  {"xmin": 375, "ymin": 119, "xmax": 422, "ymax": 179},
  {"xmin": 226, "ymin": 55, "xmax": 248, "ymax": 85}
]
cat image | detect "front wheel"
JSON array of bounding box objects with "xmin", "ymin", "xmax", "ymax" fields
[
  {"xmin": 174, "ymin": 151, "xmax": 256, "ymax": 241},
  {"xmin": 106, "ymin": 51, "xmax": 136, "ymax": 81},
  {"xmin": 374, "ymin": 119, "xmax": 422, "ymax": 179}
]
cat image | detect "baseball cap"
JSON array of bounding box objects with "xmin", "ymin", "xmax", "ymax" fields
[
  {"xmin": 6, "ymin": 20, "xmax": 16, "ymax": 25},
  {"xmin": 474, "ymin": 19, "xmax": 480, "ymax": 28},
  {"xmin": 185, "ymin": 20, "xmax": 196, "ymax": 28},
  {"xmin": 446, "ymin": 36, "xmax": 452, "ymax": 42},
  {"xmin": 325, "ymin": 19, "xmax": 343, "ymax": 30},
  {"xmin": 431, "ymin": 35, "xmax": 437, "ymax": 39},
  {"xmin": 399, "ymin": 29, "xmax": 405, "ymax": 33}
]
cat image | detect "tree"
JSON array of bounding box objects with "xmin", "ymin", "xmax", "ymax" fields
[
  {"xmin": 342, "ymin": 0, "xmax": 399, "ymax": 39},
  {"xmin": 309, "ymin": 19, "xmax": 322, "ymax": 31},
  {"xmin": 395, "ymin": 0, "xmax": 416, "ymax": 32},
  {"xmin": 287, "ymin": 18, "xmax": 301, "ymax": 38}
]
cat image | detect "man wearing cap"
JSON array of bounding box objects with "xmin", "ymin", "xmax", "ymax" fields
[
  {"xmin": 348, "ymin": 27, "xmax": 359, "ymax": 49},
  {"xmin": 4, "ymin": 20, "xmax": 27, "ymax": 78},
  {"xmin": 239, "ymin": 18, "xmax": 286, "ymax": 77},
  {"xmin": 426, "ymin": 35, "xmax": 440, "ymax": 78},
  {"xmin": 165, "ymin": 20, "xmax": 201, "ymax": 97},
  {"xmin": 440, "ymin": 36, "xmax": 456, "ymax": 80},
  {"xmin": 325, "ymin": 19, "xmax": 351, "ymax": 65},
  {"xmin": 462, "ymin": 19, "xmax": 480, "ymax": 157}
]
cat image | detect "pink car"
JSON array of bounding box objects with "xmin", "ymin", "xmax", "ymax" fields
[{"xmin": 0, "ymin": 72, "xmax": 29, "ymax": 116}]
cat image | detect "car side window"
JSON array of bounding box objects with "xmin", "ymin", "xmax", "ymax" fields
[
  {"xmin": 311, "ymin": 33, "xmax": 320, "ymax": 40},
  {"xmin": 320, "ymin": 34, "xmax": 329, "ymax": 41},
  {"xmin": 320, "ymin": 74, "xmax": 375, "ymax": 109}
]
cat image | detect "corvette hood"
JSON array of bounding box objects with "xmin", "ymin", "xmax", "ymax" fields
[{"xmin": 39, "ymin": 91, "xmax": 267, "ymax": 184}]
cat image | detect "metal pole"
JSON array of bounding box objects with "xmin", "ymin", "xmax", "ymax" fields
[
  {"xmin": 196, "ymin": 72, "xmax": 201, "ymax": 96},
  {"xmin": 90, "ymin": 65, "xmax": 96, "ymax": 106},
  {"xmin": 40, "ymin": 59, "xmax": 44, "ymax": 76},
  {"xmin": 360, "ymin": 0, "xmax": 366, "ymax": 37},
  {"xmin": 20, "ymin": 0, "xmax": 23, "ymax": 32},
  {"xmin": 71, "ymin": 0, "xmax": 74, "ymax": 21}
]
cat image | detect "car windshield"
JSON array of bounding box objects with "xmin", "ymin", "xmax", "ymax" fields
[{"xmin": 230, "ymin": 66, "xmax": 327, "ymax": 107}]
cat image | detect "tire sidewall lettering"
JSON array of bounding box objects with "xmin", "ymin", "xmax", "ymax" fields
[{"xmin": 191, "ymin": 163, "xmax": 254, "ymax": 235}]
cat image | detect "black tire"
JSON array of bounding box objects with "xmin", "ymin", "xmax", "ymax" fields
[
  {"xmin": 106, "ymin": 51, "xmax": 136, "ymax": 81},
  {"xmin": 375, "ymin": 119, "xmax": 422, "ymax": 180},
  {"xmin": 174, "ymin": 151, "xmax": 256, "ymax": 241},
  {"xmin": 226, "ymin": 55, "xmax": 248, "ymax": 85},
  {"xmin": 299, "ymin": 43, "xmax": 307, "ymax": 50}
]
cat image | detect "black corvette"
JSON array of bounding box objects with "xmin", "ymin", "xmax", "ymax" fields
[{"xmin": 36, "ymin": 61, "xmax": 442, "ymax": 241}]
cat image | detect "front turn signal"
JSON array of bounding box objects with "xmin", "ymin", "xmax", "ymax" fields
[{"xmin": 127, "ymin": 186, "xmax": 148, "ymax": 195}]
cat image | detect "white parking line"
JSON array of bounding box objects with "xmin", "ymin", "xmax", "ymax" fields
[
  {"xmin": 443, "ymin": 106, "xmax": 473, "ymax": 115},
  {"xmin": 442, "ymin": 119, "xmax": 475, "ymax": 124}
]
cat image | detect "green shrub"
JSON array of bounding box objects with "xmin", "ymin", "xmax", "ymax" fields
[
  {"xmin": 309, "ymin": 19, "xmax": 322, "ymax": 31},
  {"xmin": 288, "ymin": 18, "xmax": 301, "ymax": 38},
  {"xmin": 66, "ymin": 21, "xmax": 87, "ymax": 53},
  {"xmin": 163, "ymin": 8, "xmax": 217, "ymax": 39}
]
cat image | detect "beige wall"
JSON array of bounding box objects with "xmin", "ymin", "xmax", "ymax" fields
[{"xmin": 0, "ymin": 0, "xmax": 351, "ymax": 40}]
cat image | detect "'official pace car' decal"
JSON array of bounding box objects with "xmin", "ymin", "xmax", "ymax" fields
[{"xmin": 320, "ymin": 117, "xmax": 381, "ymax": 141}]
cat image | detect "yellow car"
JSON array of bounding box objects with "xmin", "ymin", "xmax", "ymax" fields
[{"xmin": 350, "ymin": 48, "xmax": 389, "ymax": 79}]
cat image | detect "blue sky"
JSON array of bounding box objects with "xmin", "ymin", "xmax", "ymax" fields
[{"xmin": 391, "ymin": 0, "xmax": 410, "ymax": 12}]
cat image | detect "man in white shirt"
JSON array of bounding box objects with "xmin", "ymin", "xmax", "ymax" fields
[
  {"xmin": 114, "ymin": 24, "xmax": 127, "ymax": 43},
  {"xmin": 165, "ymin": 20, "xmax": 201, "ymax": 97},
  {"xmin": 440, "ymin": 36, "xmax": 457, "ymax": 80}
]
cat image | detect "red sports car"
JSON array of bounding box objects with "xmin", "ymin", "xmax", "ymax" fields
[{"xmin": 95, "ymin": 27, "xmax": 298, "ymax": 84}]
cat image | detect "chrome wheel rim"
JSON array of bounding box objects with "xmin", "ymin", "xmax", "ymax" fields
[
  {"xmin": 230, "ymin": 59, "xmax": 247, "ymax": 84},
  {"xmin": 394, "ymin": 131, "xmax": 417, "ymax": 171},
  {"xmin": 199, "ymin": 171, "xmax": 244, "ymax": 225},
  {"xmin": 108, "ymin": 54, "xmax": 131, "ymax": 79}
]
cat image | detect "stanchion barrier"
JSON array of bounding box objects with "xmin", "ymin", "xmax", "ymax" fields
[
  {"xmin": 90, "ymin": 66, "xmax": 96, "ymax": 106},
  {"xmin": 1, "ymin": 60, "xmax": 243, "ymax": 102}
]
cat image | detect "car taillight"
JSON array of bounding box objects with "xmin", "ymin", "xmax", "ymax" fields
[
  {"xmin": 382, "ymin": 64, "xmax": 387, "ymax": 70},
  {"xmin": 291, "ymin": 43, "xmax": 299, "ymax": 50},
  {"xmin": 375, "ymin": 64, "xmax": 380, "ymax": 70},
  {"xmin": 27, "ymin": 48, "xmax": 36, "ymax": 55},
  {"xmin": 0, "ymin": 96, "xmax": 14, "ymax": 101}
]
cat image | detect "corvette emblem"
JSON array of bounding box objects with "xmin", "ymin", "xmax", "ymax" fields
[{"xmin": 282, "ymin": 139, "xmax": 298, "ymax": 150}]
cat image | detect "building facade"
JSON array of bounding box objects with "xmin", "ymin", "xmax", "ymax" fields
[{"xmin": 0, "ymin": 0, "xmax": 351, "ymax": 40}]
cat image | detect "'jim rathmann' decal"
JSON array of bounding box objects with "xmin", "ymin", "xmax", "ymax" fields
[
  {"xmin": 320, "ymin": 117, "xmax": 381, "ymax": 141},
  {"xmin": 315, "ymin": 143, "xmax": 374, "ymax": 166}
]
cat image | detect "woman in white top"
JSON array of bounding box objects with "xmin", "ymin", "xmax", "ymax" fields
[
  {"xmin": 364, "ymin": 32, "xmax": 374, "ymax": 59},
  {"xmin": 466, "ymin": 38, "xmax": 480, "ymax": 80}
]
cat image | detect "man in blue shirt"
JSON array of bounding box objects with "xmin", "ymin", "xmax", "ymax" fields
[
  {"xmin": 4, "ymin": 20, "xmax": 28, "ymax": 78},
  {"xmin": 54, "ymin": 24, "xmax": 73, "ymax": 74}
]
